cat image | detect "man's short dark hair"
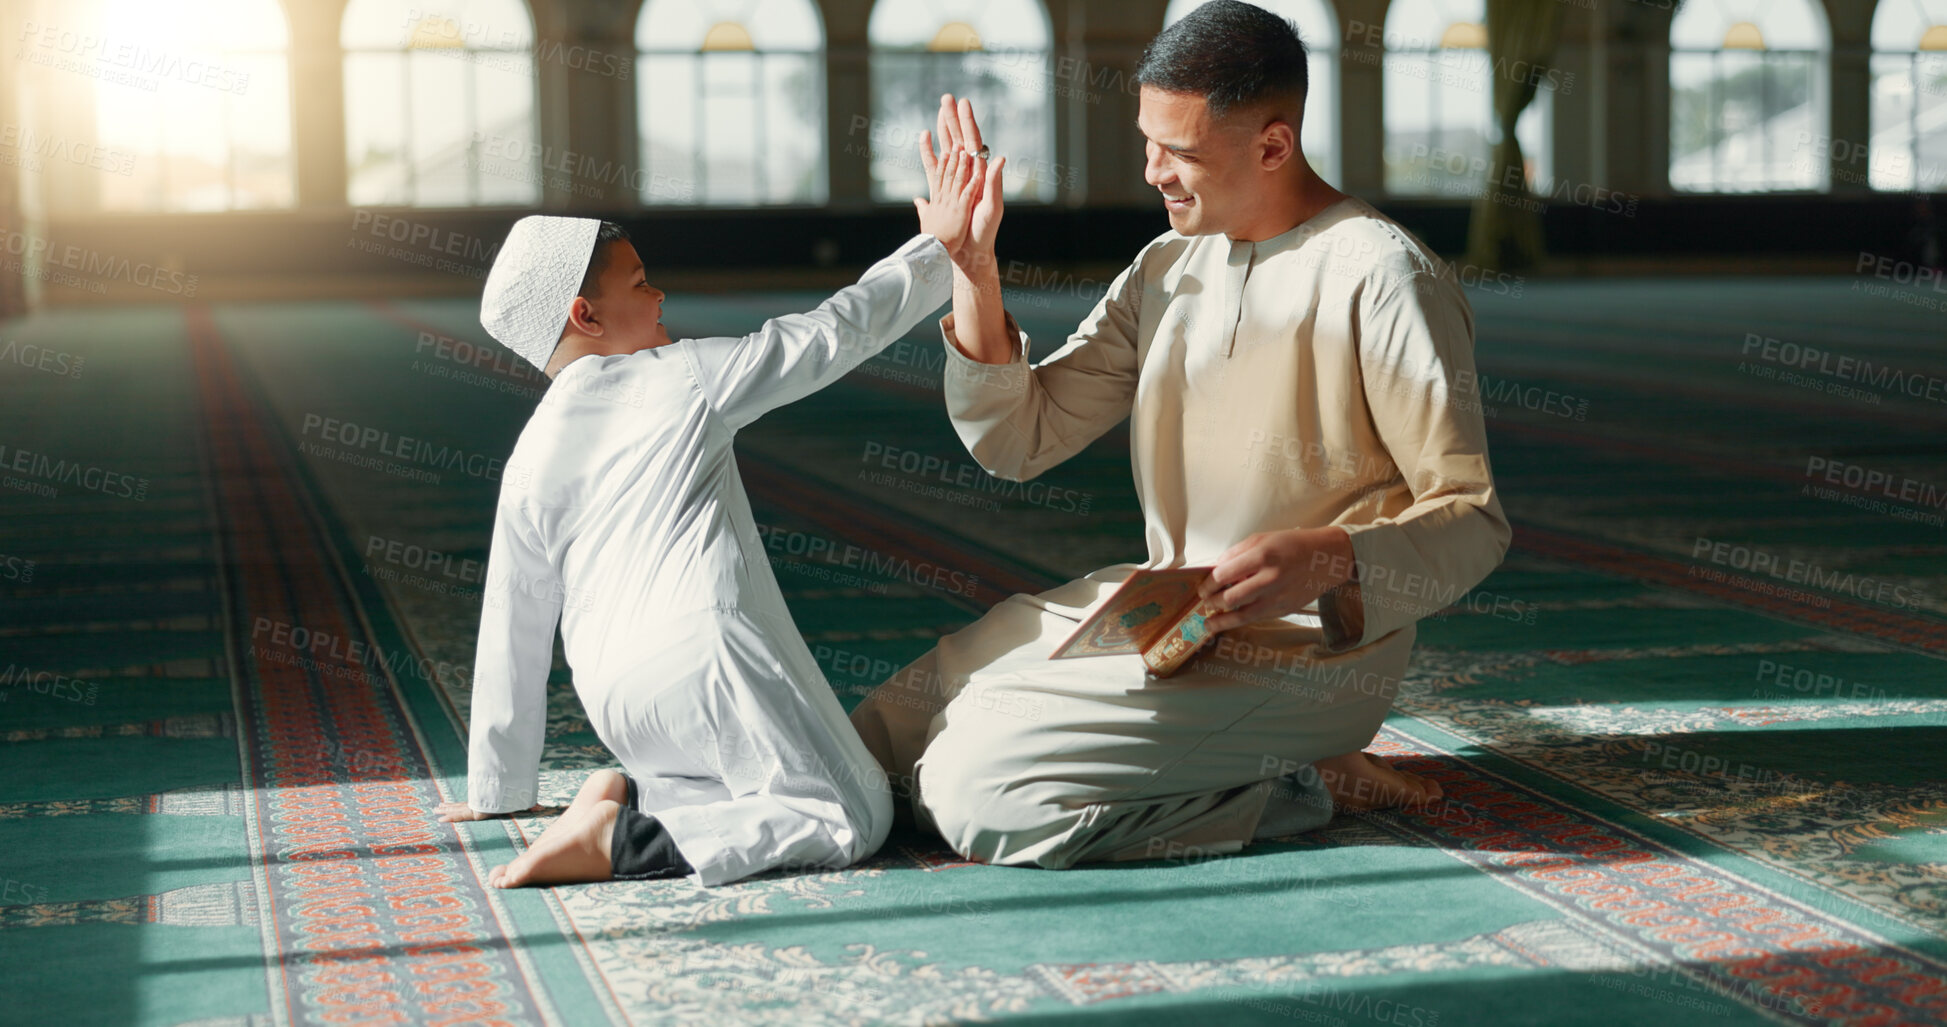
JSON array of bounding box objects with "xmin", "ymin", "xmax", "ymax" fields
[
  {"xmin": 1135, "ymin": 0, "xmax": 1309, "ymax": 122},
  {"xmin": 578, "ymin": 221, "xmax": 632, "ymax": 298}
]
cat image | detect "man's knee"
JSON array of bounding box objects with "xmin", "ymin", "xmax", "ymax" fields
[
  {"xmin": 914, "ymin": 755, "xmax": 1084, "ymax": 866},
  {"xmin": 915, "ymin": 758, "xmax": 1007, "ymax": 862}
]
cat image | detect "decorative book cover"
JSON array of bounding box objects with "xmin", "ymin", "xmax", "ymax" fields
[{"xmin": 1049, "ymin": 567, "xmax": 1224, "ymax": 677}]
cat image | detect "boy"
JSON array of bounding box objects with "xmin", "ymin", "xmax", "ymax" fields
[{"xmin": 434, "ymin": 142, "xmax": 994, "ymax": 888}]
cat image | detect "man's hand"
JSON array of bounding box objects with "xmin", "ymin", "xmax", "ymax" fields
[
  {"xmin": 1199, "ymin": 527, "xmax": 1357, "ymax": 634},
  {"xmin": 436, "ymin": 801, "xmax": 550, "ymax": 823},
  {"xmin": 931, "ymin": 94, "xmax": 1005, "ymax": 274},
  {"xmin": 926, "ymin": 93, "xmax": 1017, "ymax": 365},
  {"xmin": 914, "ymin": 129, "xmax": 984, "ymax": 263}
]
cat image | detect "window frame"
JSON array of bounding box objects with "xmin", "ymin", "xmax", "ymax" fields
[
  {"xmin": 78, "ymin": 0, "xmax": 297, "ymax": 214},
  {"xmin": 865, "ymin": 0, "xmax": 1061, "ymax": 206},
  {"xmin": 1868, "ymin": 4, "xmax": 1947, "ymax": 193},
  {"xmin": 634, "ymin": 0, "xmax": 831, "ymax": 208},
  {"xmin": 339, "ymin": 0, "xmax": 543, "ymax": 209},
  {"xmin": 1666, "ymin": 0, "xmax": 1832, "ymax": 195}
]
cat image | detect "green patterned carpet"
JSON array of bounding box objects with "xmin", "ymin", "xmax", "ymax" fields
[{"xmin": 1, "ymin": 276, "xmax": 1944, "ymax": 1026}]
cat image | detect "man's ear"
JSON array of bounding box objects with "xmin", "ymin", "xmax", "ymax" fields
[
  {"xmin": 564, "ymin": 295, "xmax": 602, "ymax": 338},
  {"xmin": 1258, "ymin": 119, "xmax": 1297, "ymax": 173}
]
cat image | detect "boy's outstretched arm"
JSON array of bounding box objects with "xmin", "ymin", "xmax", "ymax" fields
[{"xmin": 680, "ymin": 136, "xmax": 986, "ymax": 431}]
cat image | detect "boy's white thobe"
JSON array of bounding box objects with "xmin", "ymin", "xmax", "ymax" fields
[
  {"xmin": 467, "ymin": 235, "xmax": 952, "ymax": 886},
  {"xmin": 850, "ymin": 199, "xmax": 1512, "ymax": 868}
]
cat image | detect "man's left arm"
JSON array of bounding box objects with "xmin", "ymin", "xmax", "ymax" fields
[
  {"xmin": 1317, "ymin": 269, "xmax": 1512, "ymax": 648},
  {"xmin": 1204, "ymin": 268, "xmax": 1512, "ymax": 646}
]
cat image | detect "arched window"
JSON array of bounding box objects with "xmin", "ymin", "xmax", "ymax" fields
[
  {"xmin": 1162, "ymin": 0, "xmax": 1339, "ymax": 185},
  {"xmin": 86, "ymin": 0, "xmax": 293, "ymax": 212},
  {"xmin": 1669, "ymin": 0, "xmax": 1829, "ymax": 193},
  {"xmin": 867, "ymin": 0, "xmax": 1058, "ymax": 203},
  {"xmin": 636, "ymin": 0, "xmax": 827, "ymax": 206},
  {"xmin": 1870, "ymin": 0, "xmax": 1947, "ymax": 192},
  {"xmin": 342, "ymin": 0, "xmax": 539, "ymax": 207},
  {"xmin": 1383, "ymin": 0, "xmax": 1554, "ymax": 197}
]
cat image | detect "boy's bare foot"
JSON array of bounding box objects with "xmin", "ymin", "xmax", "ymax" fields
[
  {"xmin": 571, "ymin": 768, "xmax": 630, "ymax": 809},
  {"xmin": 489, "ymin": 769, "xmax": 629, "ymax": 888},
  {"xmin": 1313, "ymin": 751, "xmax": 1442, "ymax": 811}
]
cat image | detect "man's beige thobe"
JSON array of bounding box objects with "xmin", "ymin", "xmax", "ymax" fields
[{"xmin": 849, "ymin": 197, "xmax": 1511, "ymax": 868}]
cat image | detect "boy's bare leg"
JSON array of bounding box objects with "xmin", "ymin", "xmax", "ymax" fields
[
  {"xmin": 490, "ymin": 769, "xmax": 629, "ymax": 888},
  {"xmin": 1313, "ymin": 751, "xmax": 1442, "ymax": 811}
]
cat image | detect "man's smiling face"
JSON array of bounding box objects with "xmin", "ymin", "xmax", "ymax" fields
[{"xmin": 1139, "ymin": 84, "xmax": 1266, "ymax": 238}]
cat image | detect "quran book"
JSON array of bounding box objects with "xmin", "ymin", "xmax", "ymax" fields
[{"xmin": 1049, "ymin": 567, "xmax": 1224, "ymax": 677}]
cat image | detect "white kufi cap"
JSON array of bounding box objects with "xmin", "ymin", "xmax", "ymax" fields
[{"xmin": 479, "ymin": 215, "xmax": 603, "ymax": 370}]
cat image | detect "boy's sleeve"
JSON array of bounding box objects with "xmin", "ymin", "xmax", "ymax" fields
[
  {"xmin": 466, "ymin": 501, "xmax": 563, "ymax": 813},
  {"xmin": 679, "ymin": 234, "xmax": 954, "ymax": 431}
]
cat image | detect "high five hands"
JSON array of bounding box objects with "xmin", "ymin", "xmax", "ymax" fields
[{"xmin": 914, "ymin": 94, "xmax": 1005, "ymax": 273}]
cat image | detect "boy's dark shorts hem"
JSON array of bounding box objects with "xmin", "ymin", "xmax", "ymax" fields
[{"xmin": 611, "ymin": 775, "xmax": 695, "ymax": 881}]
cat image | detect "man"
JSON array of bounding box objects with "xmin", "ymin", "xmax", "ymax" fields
[
  {"xmin": 850, "ymin": 0, "xmax": 1510, "ymax": 868},
  {"xmin": 433, "ymin": 142, "xmax": 995, "ymax": 887}
]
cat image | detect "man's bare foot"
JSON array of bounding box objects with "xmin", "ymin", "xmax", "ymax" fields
[
  {"xmin": 1313, "ymin": 751, "xmax": 1442, "ymax": 811},
  {"xmin": 488, "ymin": 769, "xmax": 628, "ymax": 888}
]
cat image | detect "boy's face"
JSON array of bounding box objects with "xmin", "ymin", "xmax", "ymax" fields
[{"xmin": 587, "ymin": 240, "xmax": 671, "ymax": 351}]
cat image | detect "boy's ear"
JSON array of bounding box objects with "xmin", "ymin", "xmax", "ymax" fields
[{"xmin": 564, "ymin": 295, "xmax": 601, "ymax": 338}]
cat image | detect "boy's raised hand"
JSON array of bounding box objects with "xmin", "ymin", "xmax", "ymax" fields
[{"xmin": 914, "ymin": 127, "xmax": 984, "ymax": 264}]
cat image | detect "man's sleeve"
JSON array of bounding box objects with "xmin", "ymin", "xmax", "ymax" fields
[
  {"xmin": 940, "ymin": 249, "xmax": 1146, "ymax": 482},
  {"xmin": 681, "ymin": 234, "xmax": 953, "ymax": 431},
  {"xmin": 1317, "ymin": 268, "xmax": 1513, "ymax": 650},
  {"xmin": 466, "ymin": 502, "xmax": 563, "ymax": 813}
]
